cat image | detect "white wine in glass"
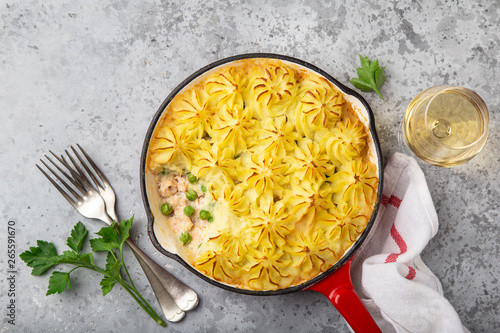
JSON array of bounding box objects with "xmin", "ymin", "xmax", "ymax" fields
[{"xmin": 402, "ymin": 86, "xmax": 489, "ymax": 167}]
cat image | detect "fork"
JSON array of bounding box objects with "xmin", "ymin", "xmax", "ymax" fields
[{"xmin": 36, "ymin": 145, "xmax": 199, "ymax": 322}]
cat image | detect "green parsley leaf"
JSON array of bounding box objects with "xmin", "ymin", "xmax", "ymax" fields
[
  {"xmin": 100, "ymin": 276, "xmax": 116, "ymax": 296},
  {"xmin": 20, "ymin": 241, "xmax": 94, "ymax": 276},
  {"xmin": 58, "ymin": 250, "xmax": 94, "ymax": 267},
  {"xmin": 350, "ymin": 54, "xmax": 386, "ymax": 99},
  {"xmin": 66, "ymin": 221, "xmax": 88, "ymax": 254},
  {"xmin": 106, "ymin": 260, "xmax": 122, "ymax": 280},
  {"xmin": 117, "ymin": 217, "xmax": 133, "ymax": 247},
  {"xmin": 47, "ymin": 271, "xmax": 72, "ymax": 295},
  {"xmin": 105, "ymin": 251, "xmax": 117, "ymax": 271},
  {"xmin": 20, "ymin": 240, "xmax": 59, "ymax": 276},
  {"xmin": 100, "ymin": 253, "xmax": 122, "ymax": 296},
  {"xmin": 90, "ymin": 223, "xmax": 120, "ymax": 252}
]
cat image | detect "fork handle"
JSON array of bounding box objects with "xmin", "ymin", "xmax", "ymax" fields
[
  {"xmin": 125, "ymin": 238, "xmax": 199, "ymax": 312},
  {"xmin": 133, "ymin": 252, "xmax": 185, "ymax": 322}
]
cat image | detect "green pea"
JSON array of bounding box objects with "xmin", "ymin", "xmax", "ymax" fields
[
  {"xmin": 160, "ymin": 202, "xmax": 173, "ymax": 215},
  {"xmin": 208, "ymin": 216, "xmax": 214, "ymax": 223},
  {"xmin": 186, "ymin": 189, "xmax": 198, "ymax": 201},
  {"xmin": 179, "ymin": 232, "xmax": 192, "ymax": 245},
  {"xmin": 199, "ymin": 210, "xmax": 211, "ymax": 220},
  {"xmin": 201, "ymin": 185, "xmax": 207, "ymax": 192},
  {"xmin": 184, "ymin": 205, "xmax": 195, "ymax": 217},
  {"xmin": 187, "ymin": 173, "xmax": 198, "ymax": 184}
]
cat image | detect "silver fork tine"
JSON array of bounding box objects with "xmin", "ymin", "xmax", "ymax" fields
[
  {"xmin": 37, "ymin": 159, "xmax": 82, "ymax": 205},
  {"xmin": 36, "ymin": 163, "xmax": 80, "ymax": 208},
  {"xmin": 63, "ymin": 150, "xmax": 96, "ymax": 191},
  {"xmin": 70, "ymin": 145, "xmax": 105, "ymax": 192},
  {"xmin": 76, "ymin": 144, "xmax": 111, "ymax": 188},
  {"xmin": 45, "ymin": 153, "xmax": 87, "ymax": 194},
  {"xmin": 49, "ymin": 151, "xmax": 89, "ymax": 192}
]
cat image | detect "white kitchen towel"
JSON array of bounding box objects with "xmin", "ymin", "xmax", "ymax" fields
[{"xmin": 350, "ymin": 152, "xmax": 469, "ymax": 333}]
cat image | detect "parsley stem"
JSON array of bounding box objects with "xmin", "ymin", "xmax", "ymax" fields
[
  {"xmin": 119, "ymin": 244, "xmax": 136, "ymax": 289},
  {"xmin": 115, "ymin": 244, "xmax": 161, "ymax": 324},
  {"xmin": 87, "ymin": 263, "xmax": 165, "ymax": 326},
  {"xmin": 119, "ymin": 280, "xmax": 166, "ymax": 326},
  {"xmin": 128, "ymin": 281, "xmax": 159, "ymax": 320},
  {"xmin": 117, "ymin": 272, "xmax": 161, "ymax": 323}
]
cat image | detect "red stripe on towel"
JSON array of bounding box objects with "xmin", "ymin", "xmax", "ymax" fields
[
  {"xmin": 381, "ymin": 194, "xmax": 402, "ymax": 208},
  {"xmin": 385, "ymin": 224, "xmax": 407, "ymax": 263},
  {"xmin": 389, "ymin": 195, "xmax": 402, "ymax": 208},
  {"xmin": 385, "ymin": 253, "xmax": 399, "ymax": 263},
  {"xmin": 406, "ymin": 266, "xmax": 416, "ymax": 280}
]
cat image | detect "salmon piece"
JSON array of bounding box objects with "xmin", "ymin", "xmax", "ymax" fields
[
  {"xmin": 175, "ymin": 175, "xmax": 188, "ymax": 192},
  {"xmin": 189, "ymin": 221, "xmax": 207, "ymax": 245},
  {"xmin": 169, "ymin": 205, "xmax": 193, "ymax": 233},
  {"xmin": 168, "ymin": 195, "xmax": 187, "ymax": 207},
  {"xmin": 158, "ymin": 173, "xmax": 189, "ymax": 198},
  {"xmin": 158, "ymin": 176, "xmax": 178, "ymax": 197}
]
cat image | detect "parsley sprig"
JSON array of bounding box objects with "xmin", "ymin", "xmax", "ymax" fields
[
  {"xmin": 20, "ymin": 217, "xmax": 166, "ymax": 327},
  {"xmin": 350, "ymin": 54, "xmax": 386, "ymax": 99}
]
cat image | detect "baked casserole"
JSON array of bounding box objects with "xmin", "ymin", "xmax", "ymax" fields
[{"xmin": 145, "ymin": 58, "xmax": 379, "ymax": 291}]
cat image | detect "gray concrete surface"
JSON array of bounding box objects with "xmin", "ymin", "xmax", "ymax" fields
[{"xmin": 1, "ymin": 0, "xmax": 499, "ymax": 332}]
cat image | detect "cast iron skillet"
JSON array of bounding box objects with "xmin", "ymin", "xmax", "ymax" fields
[{"xmin": 140, "ymin": 53, "xmax": 383, "ymax": 332}]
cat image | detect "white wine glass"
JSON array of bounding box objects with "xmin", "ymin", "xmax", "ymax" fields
[{"xmin": 398, "ymin": 85, "xmax": 489, "ymax": 167}]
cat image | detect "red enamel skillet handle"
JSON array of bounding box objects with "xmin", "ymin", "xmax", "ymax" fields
[{"xmin": 306, "ymin": 258, "xmax": 381, "ymax": 333}]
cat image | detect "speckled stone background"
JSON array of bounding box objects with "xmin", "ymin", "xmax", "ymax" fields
[{"xmin": 1, "ymin": 1, "xmax": 499, "ymax": 332}]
